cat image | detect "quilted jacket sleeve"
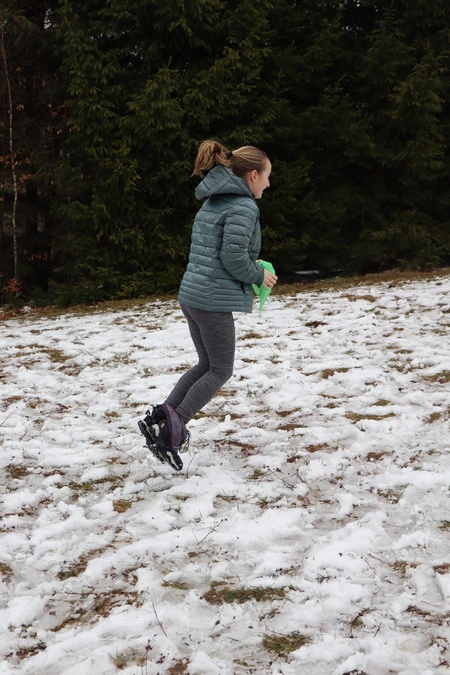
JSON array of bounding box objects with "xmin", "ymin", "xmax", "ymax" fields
[{"xmin": 220, "ymin": 200, "xmax": 265, "ymax": 286}]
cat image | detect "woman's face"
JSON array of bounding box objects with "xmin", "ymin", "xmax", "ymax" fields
[{"xmin": 247, "ymin": 160, "xmax": 272, "ymax": 199}]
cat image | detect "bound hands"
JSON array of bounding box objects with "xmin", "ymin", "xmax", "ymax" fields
[{"xmin": 263, "ymin": 268, "xmax": 278, "ymax": 290}]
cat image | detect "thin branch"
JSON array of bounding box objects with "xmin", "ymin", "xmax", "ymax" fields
[
  {"xmin": 151, "ymin": 601, "xmax": 167, "ymax": 637},
  {"xmin": 0, "ymin": 0, "xmax": 19, "ymax": 281}
]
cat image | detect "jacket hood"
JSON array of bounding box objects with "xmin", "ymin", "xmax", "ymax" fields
[{"xmin": 195, "ymin": 165, "xmax": 253, "ymax": 201}]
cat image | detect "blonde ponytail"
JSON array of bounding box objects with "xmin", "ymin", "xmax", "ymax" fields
[
  {"xmin": 192, "ymin": 140, "xmax": 232, "ymax": 176},
  {"xmin": 192, "ymin": 140, "xmax": 269, "ymax": 177}
]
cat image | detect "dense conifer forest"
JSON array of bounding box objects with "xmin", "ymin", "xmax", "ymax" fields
[{"xmin": 1, "ymin": 0, "xmax": 449, "ymax": 305}]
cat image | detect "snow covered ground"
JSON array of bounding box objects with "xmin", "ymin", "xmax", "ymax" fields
[{"xmin": 1, "ymin": 272, "xmax": 450, "ymax": 675}]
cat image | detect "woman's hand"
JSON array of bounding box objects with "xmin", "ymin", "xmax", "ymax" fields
[{"xmin": 263, "ymin": 268, "xmax": 278, "ymax": 290}]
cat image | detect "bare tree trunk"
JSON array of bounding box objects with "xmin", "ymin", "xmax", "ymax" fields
[{"xmin": 0, "ymin": 0, "xmax": 19, "ymax": 282}]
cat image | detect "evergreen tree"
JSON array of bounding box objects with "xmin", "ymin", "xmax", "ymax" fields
[
  {"xmin": 254, "ymin": 0, "xmax": 450, "ymax": 275},
  {"xmin": 3, "ymin": 0, "xmax": 450, "ymax": 304},
  {"xmin": 261, "ymin": 0, "xmax": 373, "ymax": 273},
  {"xmin": 0, "ymin": 0, "xmax": 60, "ymax": 297},
  {"xmin": 352, "ymin": 0, "xmax": 450, "ymax": 270},
  {"xmin": 53, "ymin": 0, "xmax": 278, "ymax": 304}
]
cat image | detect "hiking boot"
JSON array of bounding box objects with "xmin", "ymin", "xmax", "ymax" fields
[
  {"xmin": 138, "ymin": 404, "xmax": 189, "ymax": 472},
  {"xmin": 138, "ymin": 415, "xmax": 166, "ymax": 464}
]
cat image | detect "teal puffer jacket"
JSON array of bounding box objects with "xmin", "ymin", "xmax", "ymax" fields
[{"xmin": 178, "ymin": 166, "xmax": 265, "ymax": 313}]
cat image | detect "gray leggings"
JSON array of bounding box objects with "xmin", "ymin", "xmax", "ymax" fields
[{"xmin": 164, "ymin": 304, "xmax": 235, "ymax": 424}]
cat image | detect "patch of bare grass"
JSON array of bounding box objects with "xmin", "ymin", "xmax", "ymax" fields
[
  {"xmin": 346, "ymin": 411, "xmax": 395, "ymax": 422},
  {"xmin": 226, "ymin": 439, "xmax": 257, "ymax": 455},
  {"xmin": 162, "ymin": 581, "xmax": 190, "ymax": 591},
  {"xmin": 248, "ymin": 468, "xmax": 265, "ymax": 480},
  {"xmin": 277, "ymin": 408, "xmax": 301, "ymax": 417},
  {"xmin": 0, "ymin": 563, "xmax": 13, "ymax": 579},
  {"xmin": 425, "ymin": 410, "xmax": 448, "ymax": 423},
  {"xmin": 342, "ymin": 293, "xmax": 377, "ymax": 303},
  {"xmin": 167, "ymin": 659, "xmax": 190, "ymax": 675},
  {"xmin": 52, "ymin": 588, "xmax": 142, "ymax": 632},
  {"xmin": 58, "ymin": 474, "xmax": 124, "ymax": 497},
  {"xmin": 256, "ymin": 495, "xmax": 282, "ymax": 509},
  {"xmin": 278, "ymin": 422, "xmax": 305, "ymax": 431},
  {"xmin": 305, "ymin": 320, "xmax": 328, "ymax": 328},
  {"xmin": 262, "ymin": 631, "xmax": 310, "ymax": 657},
  {"xmin": 405, "ymin": 605, "xmax": 434, "ymax": 619},
  {"xmin": 6, "ymin": 464, "xmax": 31, "ymax": 479},
  {"xmin": 305, "ymin": 443, "xmax": 332, "ymax": 453},
  {"xmin": 241, "ymin": 331, "xmax": 263, "ymax": 340},
  {"xmin": 376, "ymin": 489, "xmax": 403, "ymax": 504},
  {"xmin": 2, "ymin": 395, "xmax": 23, "ymax": 410},
  {"xmin": 203, "ymin": 582, "xmax": 286, "ymax": 605},
  {"xmin": 389, "ymin": 560, "xmax": 418, "ymax": 576},
  {"xmin": 321, "ymin": 367, "xmax": 350, "ymax": 379},
  {"xmin": 423, "ymin": 371, "xmax": 450, "ymax": 384},
  {"xmin": 16, "ymin": 641, "xmax": 47, "ymax": 660},
  {"xmin": 113, "ymin": 499, "xmax": 132, "ymax": 513},
  {"xmin": 434, "ymin": 563, "xmax": 450, "ymax": 574},
  {"xmin": 217, "ymin": 494, "xmax": 239, "ymax": 504},
  {"xmin": 366, "ymin": 451, "xmax": 388, "ymax": 461}
]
